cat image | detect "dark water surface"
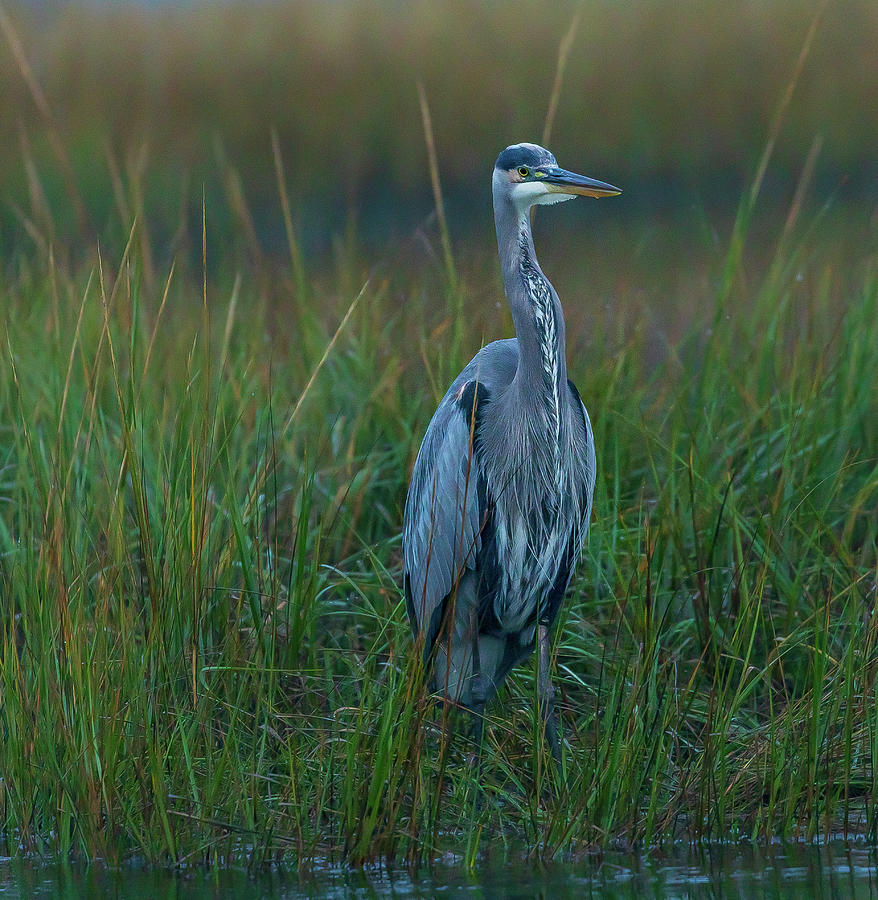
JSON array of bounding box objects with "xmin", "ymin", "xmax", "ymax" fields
[{"xmin": 3, "ymin": 843, "xmax": 878, "ymax": 898}]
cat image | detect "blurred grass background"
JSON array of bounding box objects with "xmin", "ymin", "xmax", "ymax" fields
[{"xmin": 1, "ymin": 0, "xmax": 877, "ymax": 265}]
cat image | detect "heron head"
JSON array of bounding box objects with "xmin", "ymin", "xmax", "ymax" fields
[{"xmin": 493, "ymin": 142, "xmax": 621, "ymax": 213}]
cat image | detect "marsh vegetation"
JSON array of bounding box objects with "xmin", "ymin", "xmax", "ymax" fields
[{"xmin": 0, "ymin": 0, "xmax": 876, "ymax": 869}]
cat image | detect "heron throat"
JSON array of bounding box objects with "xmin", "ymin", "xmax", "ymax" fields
[{"xmin": 517, "ymin": 220, "xmax": 565, "ymax": 469}]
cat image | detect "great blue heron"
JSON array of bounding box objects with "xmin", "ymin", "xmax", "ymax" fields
[{"xmin": 402, "ymin": 142, "xmax": 621, "ymax": 763}]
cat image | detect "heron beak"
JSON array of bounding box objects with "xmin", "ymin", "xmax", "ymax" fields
[{"xmin": 539, "ymin": 166, "xmax": 621, "ymax": 198}]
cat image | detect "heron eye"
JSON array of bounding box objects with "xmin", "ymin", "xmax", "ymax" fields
[{"xmin": 517, "ymin": 166, "xmax": 529, "ymax": 178}]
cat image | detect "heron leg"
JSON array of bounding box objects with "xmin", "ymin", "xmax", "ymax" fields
[
  {"xmin": 470, "ymin": 627, "xmax": 489, "ymax": 741},
  {"xmin": 538, "ymin": 623, "xmax": 562, "ymax": 768},
  {"xmin": 468, "ymin": 614, "xmax": 489, "ymax": 810}
]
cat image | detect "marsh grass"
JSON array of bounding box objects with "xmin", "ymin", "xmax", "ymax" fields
[
  {"xmin": 1, "ymin": 3, "xmax": 877, "ymax": 870},
  {"xmin": 0, "ymin": 158, "xmax": 876, "ymax": 866}
]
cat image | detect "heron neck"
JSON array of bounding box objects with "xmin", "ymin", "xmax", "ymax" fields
[{"xmin": 494, "ymin": 199, "xmax": 568, "ymax": 403}]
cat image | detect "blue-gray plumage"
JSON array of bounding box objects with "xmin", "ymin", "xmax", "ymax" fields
[{"xmin": 403, "ymin": 142, "xmax": 621, "ymax": 762}]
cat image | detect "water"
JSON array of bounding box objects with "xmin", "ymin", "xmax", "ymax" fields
[{"xmin": 3, "ymin": 843, "xmax": 878, "ymax": 898}]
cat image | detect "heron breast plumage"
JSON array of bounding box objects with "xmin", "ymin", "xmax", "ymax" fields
[{"xmin": 480, "ymin": 388, "xmax": 588, "ymax": 635}]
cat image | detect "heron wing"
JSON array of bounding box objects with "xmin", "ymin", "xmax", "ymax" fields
[{"xmin": 403, "ymin": 380, "xmax": 491, "ymax": 657}]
